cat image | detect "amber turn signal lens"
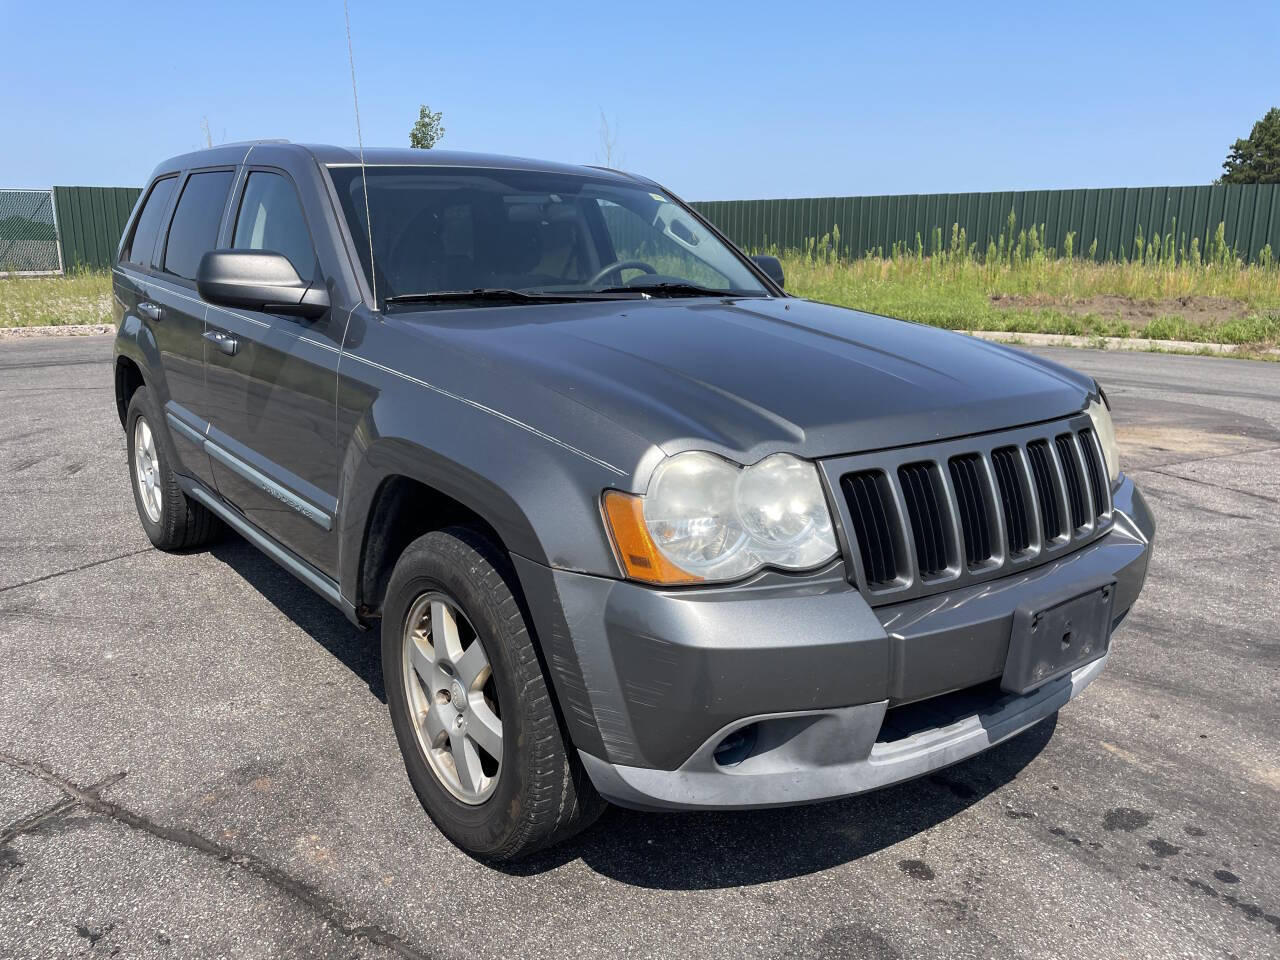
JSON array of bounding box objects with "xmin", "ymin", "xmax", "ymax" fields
[{"xmin": 601, "ymin": 490, "xmax": 703, "ymax": 585}]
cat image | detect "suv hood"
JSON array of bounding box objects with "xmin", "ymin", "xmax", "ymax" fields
[{"xmin": 401, "ymin": 296, "xmax": 1094, "ymax": 467}]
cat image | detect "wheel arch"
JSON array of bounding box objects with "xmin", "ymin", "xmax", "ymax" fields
[
  {"xmin": 113, "ymin": 312, "xmax": 166, "ymax": 428},
  {"xmin": 340, "ymin": 438, "xmax": 552, "ymax": 618},
  {"xmin": 114, "ymin": 355, "xmax": 146, "ymax": 427}
]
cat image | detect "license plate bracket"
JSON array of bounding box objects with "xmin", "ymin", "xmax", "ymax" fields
[{"xmin": 1001, "ymin": 576, "xmax": 1116, "ymax": 695}]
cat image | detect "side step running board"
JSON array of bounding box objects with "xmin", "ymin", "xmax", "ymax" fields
[{"xmin": 180, "ymin": 477, "xmax": 349, "ymax": 616}]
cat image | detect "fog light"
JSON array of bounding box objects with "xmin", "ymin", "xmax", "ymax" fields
[{"xmin": 713, "ymin": 724, "xmax": 759, "ymax": 767}]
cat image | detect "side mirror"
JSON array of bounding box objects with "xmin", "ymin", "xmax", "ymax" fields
[
  {"xmin": 196, "ymin": 250, "xmax": 329, "ymax": 319},
  {"xmin": 751, "ymin": 254, "xmax": 785, "ymax": 290}
]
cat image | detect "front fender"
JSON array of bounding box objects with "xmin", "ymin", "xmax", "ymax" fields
[{"xmin": 334, "ymin": 384, "xmax": 633, "ymax": 607}]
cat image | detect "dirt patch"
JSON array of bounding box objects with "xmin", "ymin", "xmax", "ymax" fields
[
  {"xmin": 1117, "ymin": 425, "xmax": 1254, "ymax": 461},
  {"xmin": 989, "ymin": 294, "xmax": 1246, "ymax": 330},
  {"xmin": 1116, "ymin": 425, "xmax": 1269, "ymax": 472}
]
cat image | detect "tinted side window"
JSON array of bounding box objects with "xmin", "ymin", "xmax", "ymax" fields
[
  {"xmin": 162, "ymin": 170, "xmax": 234, "ymax": 281},
  {"xmin": 122, "ymin": 177, "xmax": 177, "ymax": 267},
  {"xmin": 232, "ymin": 172, "xmax": 317, "ymax": 278}
]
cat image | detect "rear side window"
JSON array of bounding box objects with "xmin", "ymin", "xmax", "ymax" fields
[
  {"xmin": 232, "ymin": 171, "xmax": 317, "ymax": 278},
  {"xmin": 122, "ymin": 177, "xmax": 177, "ymax": 267},
  {"xmin": 162, "ymin": 170, "xmax": 234, "ymax": 281}
]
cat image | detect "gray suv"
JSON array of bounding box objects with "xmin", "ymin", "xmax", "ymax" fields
[{"xmin": 112, "ymin": 142, "xmax": 1154, "ymax": 860}]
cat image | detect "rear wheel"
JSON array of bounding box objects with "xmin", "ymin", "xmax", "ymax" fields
[
  {"xmin": 125, "ymin": 387, "xmax": 220, "ymax": 550},
  {"xmin": 382, "ymin": 527, "xmax": 604, "ymax": 860}
]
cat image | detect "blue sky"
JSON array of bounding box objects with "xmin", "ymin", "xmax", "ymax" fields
[{"xmin": 2, "ymin": 0, "xmax": 1276, "ymax": 199}]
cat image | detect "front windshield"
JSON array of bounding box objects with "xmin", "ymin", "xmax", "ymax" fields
[{"xmin": 327, "ymin": 165, "xmax": 769, "ymax": 306}]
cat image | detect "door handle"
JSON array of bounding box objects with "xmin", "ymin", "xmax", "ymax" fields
[
  {"xmin": 138, "ymin": 301, "xmax": 163, "ymax": 321},
  {"xmin": 203, "ymin": 329, "xmax": 239, "ymax": 357}
]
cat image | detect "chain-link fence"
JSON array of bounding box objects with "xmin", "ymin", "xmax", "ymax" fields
[{"xmin": 0, "ymin": 189, "xmax": 62, "ymax": 275}]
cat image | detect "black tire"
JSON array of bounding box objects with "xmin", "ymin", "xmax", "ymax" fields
[
  {"xmin": 382, "ymin": 527, "xmax": 604, "ymax": 860},
  {"xmin": 125, "ymin": 386, "xmax": 220, "ymax": 551}
]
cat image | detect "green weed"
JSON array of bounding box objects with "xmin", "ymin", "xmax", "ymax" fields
[{"xmin": 0, "ymin": 270, "xmax": 113, "ymax": 327}]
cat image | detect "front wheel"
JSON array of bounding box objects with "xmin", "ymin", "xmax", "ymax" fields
[{"xmin": 381, "ymin": 528, "xmax": 604, "ymax": 860}]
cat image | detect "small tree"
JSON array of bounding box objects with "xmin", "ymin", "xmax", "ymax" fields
[
  {"xmin": 596, "ymin": 109, "xmax": 620, "ymax": 168},
  {"xmin": 1218, "ymin": 107, "xmax": 1280, "ymax": 184},
  {"xmin": 409, "ymin": 104, "xmax": 445, "ymax": 149}
]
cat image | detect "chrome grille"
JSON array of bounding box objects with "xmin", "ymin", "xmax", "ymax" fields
[{"xmin": 824, "ymin": 414, "xmax": 1113, "ymax": 605}]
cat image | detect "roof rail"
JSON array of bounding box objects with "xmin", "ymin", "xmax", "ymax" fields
[
  {"xmin": 210, "ymin": 138, "xmax": 291, "ymax": 148},
  {"xmin": 585, "ymin": 164, "xmax": 637, "ymax": 179}
]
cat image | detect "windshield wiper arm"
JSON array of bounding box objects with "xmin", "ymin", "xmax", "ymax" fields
[
  {"xmin": 384, "ymin": 287, "xmax": 644, "ymax": 307},
  {"xmin": 596, "ymin": 282, "xmax": 739, "ymax": 298}
]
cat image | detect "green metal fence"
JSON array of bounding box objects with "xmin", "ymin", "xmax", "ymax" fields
[
  {"xmin": 692, "ymin": 184, "xmax": 1280, "ymax": 264},
  {"xmin": 17, "ymin": 181, "xmax": 1280, "ymax": 273},
  {"xmin": 52, "ymin": 186, "xmax": 141, "ymax": 272}
]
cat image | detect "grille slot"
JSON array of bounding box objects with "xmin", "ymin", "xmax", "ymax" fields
[
  {"xmin": 948, "ymin": 454, "xmax": 992, "ymax": 567},
  {"xmin": 1055, "ymin": 434, "xmax": 1088, "ymax": 530},
  {"xmin": 840, "ymin": 470, "xmax": 899, "ymax": 587},
  {"xmin": 897, "ymin": 462, "xmax": 950, "ymax": 577},
  {"xmin": 991, "ymin": 446, "xmax": 1030, "ymax": 555},
  {"xmin": 1026, "ymin": 440, "xmax": 1062, "ymax": 540},
  {"xmin": 1078, "ymin": 428, "xmax": 1108, "ymax": 519}
]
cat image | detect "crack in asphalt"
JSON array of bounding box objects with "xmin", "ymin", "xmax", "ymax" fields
[
  {"xmin": 1127, "ymin": 442, "xmax": 1280, "ymax": 474},
  {"xmin": 0, "ymin": 772, "xmax": 125, "ymax": 843},
  {"xmin": 1, "ymin": 797, "xmax": 80, "ymax": 843},
  {"xmin": 0, "ymin": 357, "xmax": 112, "ymax": 372},
  {"xmin": 0, "ymin": 547, "xmax": 154, "ymax": 595},
  {"xmin": 1101, "ymin": 377, "xmax": 1280, "ymax": 405},
  {"xmin": 0, "ymin": 753, "xmax": 435, "ymax": 960},
  {"xmin": 1138, "ymin": 466, "xmax": 1280, "ymax": 506},
  {"xmin": 0, "ymin": 385, "xmax": 114, "ymax": 396}
]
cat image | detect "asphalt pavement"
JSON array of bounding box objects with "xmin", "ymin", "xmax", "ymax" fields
[{"xmin": 1, "ymin": 336, "xmax": 1277, "ymax": 960}]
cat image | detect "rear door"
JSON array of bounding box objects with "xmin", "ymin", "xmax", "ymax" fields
[
  {"xmin": 115, "ymin": 172, "xmax": 227, "ymax": 489},
  {"xmin": 114, "ymin": 177, "xmax": 177, "ymax": 386},
  {"xmin": 203, "ymin": 167, "xmax": 345, "ymax": 574}
]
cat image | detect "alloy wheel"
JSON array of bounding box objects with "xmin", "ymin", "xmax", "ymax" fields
[
  {"xmin": 401, "ymin": 592, "xmax": 503, "ymax": 804},
  {"xmin": 133, "ymin": 416, "xmax": 163, "ymax": 524}
]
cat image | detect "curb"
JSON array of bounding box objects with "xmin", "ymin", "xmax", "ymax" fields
[
  {"xmin": 965, "ymin": 329, "xmax": 1280, "ymax": 358},
  {"xmin": 0, "ymin": 323, "xmax": 115, "ymax": 340}
]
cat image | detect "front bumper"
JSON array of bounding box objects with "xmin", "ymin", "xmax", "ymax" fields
[
  {"xmin": 514, "ymin": 477, "xmax": 1154, "ymax": 811},
  {"xmin": 581, "ymin": 653, "xmax": 1109, "ymax": 811}
]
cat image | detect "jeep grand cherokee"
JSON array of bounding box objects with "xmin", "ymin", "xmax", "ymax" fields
[{"xmin": 112, "ymin": 142, "xmax": 1153, "ymax": 860}]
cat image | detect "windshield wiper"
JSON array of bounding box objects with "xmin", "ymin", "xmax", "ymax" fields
[
  {"xmin": 596, "ymin": 282, "xmax": 740, "ymax": 298},
  {"xmin": 384, "ymin": 287, "xmax": 644, "ymax": 308}
]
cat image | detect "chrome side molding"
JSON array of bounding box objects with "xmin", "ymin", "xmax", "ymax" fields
[{"xmin": 165, "ymin": 411, "xmax": 332, "ymax": 531}]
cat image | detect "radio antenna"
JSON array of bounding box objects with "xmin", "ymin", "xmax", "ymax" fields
[{"xmin": 343, "ymin": 0, "xmax": 378, "ymax": 310}]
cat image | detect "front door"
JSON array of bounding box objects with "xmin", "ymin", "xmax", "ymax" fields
[
  {"xmin": 202, "ymin": 169, "xmax": 344, "ymax": 575},
  {"xmin": 138, "ymin": 170, "xmax": 234, "ymax": 489}
]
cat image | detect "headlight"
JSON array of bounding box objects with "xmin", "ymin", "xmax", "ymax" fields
[
  {"xmin": 1086, "ymin": 388, "xmax": 1120, "ymax": 486},
  {"xmin": 602, "ymin": 451, "xmax": 838, "ymax": 584}
]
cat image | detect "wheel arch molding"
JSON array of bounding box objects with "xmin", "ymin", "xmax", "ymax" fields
[
  {"xmin": 113, "ymin": 316, "xmax": 165, "ymax": 426},
  {"xmin": 339, "ymin": 437, "xmax": 556, "ymax": 617}
]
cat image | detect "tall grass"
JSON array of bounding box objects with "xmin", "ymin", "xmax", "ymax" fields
[
  {"xmin": 0, "ymin": 270, "xmax": 113, "ymax": 327},
  {"xmin": 767, "ymin": 216, "xmax": 1280, "ymax": 346},
  {"xmin": 3, "ymin": 219, "xmax": 1278, "ymax": 350}
]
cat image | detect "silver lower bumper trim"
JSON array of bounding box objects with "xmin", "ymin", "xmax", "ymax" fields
[{"xmin": 581, "ymin": 653, "xmax": 1107, "ymax": 811}]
